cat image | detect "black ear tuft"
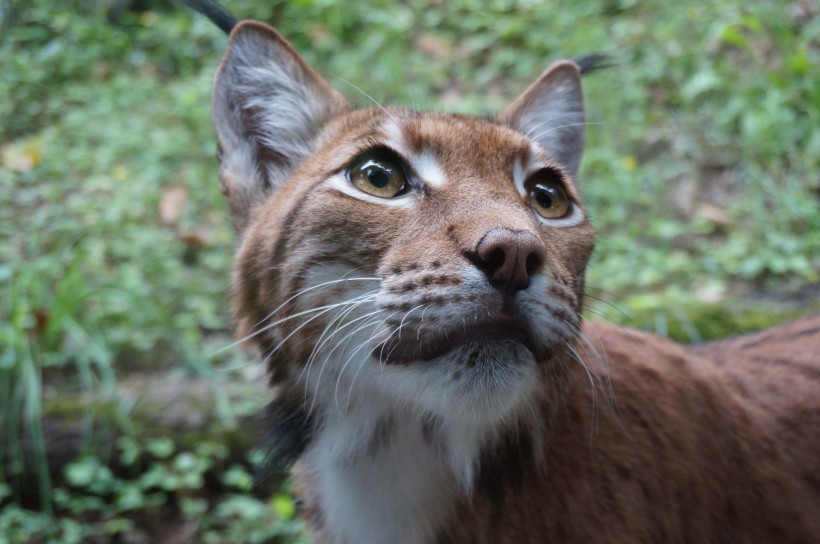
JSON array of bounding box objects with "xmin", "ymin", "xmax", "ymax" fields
[
  {"xmin": 178, "ymin": 0, "xmax": 237, "ymax": 34},
  {"xmin": 572, "ymin": 53, "xmax": 614, "ymax": 75}
]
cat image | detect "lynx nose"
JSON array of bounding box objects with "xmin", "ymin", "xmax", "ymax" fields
[{"xmin": 475, "ymin": 228, "xmax": 545, "ymax": 291}]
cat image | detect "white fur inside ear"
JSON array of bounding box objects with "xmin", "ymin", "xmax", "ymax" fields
[
  {"xmin": 212, "ymin": 23, "xmax": 347, "ymax": 203},
  {"xmin": 499, "ymin": 62, "xmax": 585, "ymax": 179}
]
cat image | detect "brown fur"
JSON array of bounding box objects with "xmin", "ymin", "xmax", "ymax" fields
[
  {"xmin": 205, "ymin": 19, "xmax": 820, "ymax": 544},
  {"xmin": 441, "ymin": 317, "xmax": 820, "ymax": 543}
]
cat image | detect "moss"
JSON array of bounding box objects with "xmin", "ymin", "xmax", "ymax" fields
[
  {"xmin": 32, "ymin": 390, "xmax": 255, "ymax": 482},
  {"xmin": 666, "ymin": 305, "xmax": 796, "ymax": 343},
  {"xmin": 610, "ymin": 302, "xmax": 816, "ymax": 344},
  {"xmin": 42, "ymin": 396, "xmax": 122, "ymax": 420}
]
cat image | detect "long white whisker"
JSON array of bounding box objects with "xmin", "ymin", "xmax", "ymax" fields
[
  {"xmin": 302, "ymin": 300, "xmax": 382, "ymax": 407},
  {"xmin": 247, "ymin": 274, "xmax": 377, "ymax": 334},
  {"xmin": 209, "ymin": 278, "xmax": 380, "ymax": 356},
  {"xmin": 253, "ymin": 276, "xmax": 380, "ymax": 331},
  {"xmin": 302, "ymin": 294, "xmax": 376, "ymax": 379},
  {"xmin": 367, "ymin": 303, "xmax": 429, "ymax": 373},
  {"xmin": 331, "ymin": 316, "xmax": 387, "ymax": 412},
  {"xmin": 254, "ymin": 306, "xmax": 346, "ymax": 370},
  {"xmin": 344, "ymin": 310, "xmax": 402, "ymax": 409},
  {"xmin": 562, "ymin": 338, "xmax": 599, "ymax": 445},
  {"xmin": 523, "ymin": 112, "xmax": 585, "ymax": 139},
  {"xmin": 333, "ymin": 77, "xmax": 397, "ymax": 123},
  {"xmin": 266, "ymin": 295, "xmax": 378, "ymax": 365},
  {"xmin": 572, "ymin": 325, "xmax": 623, "ymax": 430},
  {"xmin": 311, "ymin": 312, "xmax": 388, "ymax": 414},
  {"xmin": 529, "ymin": 122, "xmax": 602, "ymax": 144}
]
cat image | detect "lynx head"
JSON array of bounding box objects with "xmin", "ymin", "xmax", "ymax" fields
[{"xmin": 213, "ymin": 21, "xmax": 595, "ymax": 430}]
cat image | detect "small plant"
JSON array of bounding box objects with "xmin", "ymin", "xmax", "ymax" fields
[{"xmin": 0, "ymin": 439, "xmax": 304, "ymax": 543}]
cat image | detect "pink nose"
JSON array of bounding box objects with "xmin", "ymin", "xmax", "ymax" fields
[{"xmin": 476, "ymin": 228, "xmax": 545, "ymax": 291}]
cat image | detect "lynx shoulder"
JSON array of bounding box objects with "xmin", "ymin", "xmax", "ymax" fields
[{"xmin": 186, "ymin": 5, "xmax": 819, "ymax": 542}]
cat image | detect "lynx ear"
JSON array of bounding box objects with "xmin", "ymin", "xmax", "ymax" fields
[
  {"xmin": 498, "ymin": 61, "xmax": 585, "ymax": 179},
  {"xmin": 213, "ymin": 21, "xmax": 349, "ymax": 234}
]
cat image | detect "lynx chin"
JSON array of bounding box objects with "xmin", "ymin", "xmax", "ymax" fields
[{"xmin": 187, "ymin": 3, "xmax": 819, "ymax": 542}]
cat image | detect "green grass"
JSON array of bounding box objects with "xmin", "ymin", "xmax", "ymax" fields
[{"xmin": 1, "ymin": 0, "xmax": 818, "ymax": 541}]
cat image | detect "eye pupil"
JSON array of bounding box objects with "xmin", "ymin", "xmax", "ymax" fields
[
  {"xmin": 367, "ymin": 167, "xmax": 390, "ymax": 188},
  {"xmin": 535, "ymin": 189, "xmax": 553, "ymax": 209},
  {"xmin": 528, "ymin": 175, "xmax": 571, "ymax": 220},
  {"xmin": 347, "ymin": 148, "xmax": 407, "ymax": 199}
]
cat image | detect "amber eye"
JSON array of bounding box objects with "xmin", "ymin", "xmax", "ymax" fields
[
  {"xmin": 348, "ymin": 149, "xmax": 407, "ymax": 198},
  {"xmin": 528, "ymin": 169, "xmax": 572, "ymax": 219}
]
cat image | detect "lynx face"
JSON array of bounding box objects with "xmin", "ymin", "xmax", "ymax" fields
[{"xmin": 216, "ymin": 23, "xmax": 594, "ymax": 426}]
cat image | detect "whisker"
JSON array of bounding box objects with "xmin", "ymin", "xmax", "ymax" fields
[
  {"xmin": 295, "ymin": 288, "xmax": 379, "ymax": 353},
  {"xmin": 266, "ymin": 293, "xmax": 379, "ymax": 366},
  {"xmin": 572, "ymin": 326, "xmax": 624, "ymax": 430},
  {"xmin": 254, "ymin": 275, "xmax": 380, "ymax": 329},
  {"xmin": 328, "ymin": 315, "xmax": 388, "ymax": 412},
  {"xmin": 302, "ymin": 295, "xmax": 376, "ymax": 385},
  {"xmin": 529, "ymin": 122, "xmax": 602, "ymax": 145},
  {"xmin": 344, "ymin": 311, "xmax": 403, "ymax": 410},
  {"xmin": 209, "ymin": 278, "xmax": 380, "ymax": 356},
  {"xmin": 583, "ymin": 290, "xmax": 632, "ymax": 324},
  {"xmin": 333, "ymin": 77, "xmax": 397, "ymax": 123},
  {"xmin": 302, "ymin": 304, "xmax": 384, "ymax": 410},
  {"xmin": 582, "ymin": 304, "xmax": 622, "ymax": 326},
  {"xmin": 377, "ymin": 304, "xmax": 427, "ymax": 368},
  {"xmin": 561, "ymin": 338, "xmax": 599, "ymax": 444},
  {"xmin": 523, "ymin": 112, "xmax": 585, "ymax": 140}
]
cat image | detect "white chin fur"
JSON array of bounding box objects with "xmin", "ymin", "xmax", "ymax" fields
[
  {"xmin": 303, "ymin": 338, "xmax": 542, "ymax": 483},
  {"xmin": 377, "ymin": 340, "xmax": 539, "ymax": 421}
]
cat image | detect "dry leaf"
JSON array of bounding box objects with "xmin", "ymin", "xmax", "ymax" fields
[
  {"xmin": 2, "ymin": 140, "xmax": 43, "ymax": 173},
  {"xmin": 416, "ymin": 34, "xmax": 453, "ymax": 59},
  {"xmin": 181, "ymin": 227, "xmax": 213, "ymax": 248},
  {"xmin": 695, "ymin": 202, "xmax": 732, "ymax": 226},
  {"xmin": 159, "ymin": 184, "xmax": 189, "ymax": 224},
  {"xmin": 694, "ymin": 283, "xmax": 726, "ymax": 304}
]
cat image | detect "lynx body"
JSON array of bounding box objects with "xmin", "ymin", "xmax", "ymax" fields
[{"xmin": 206, "ymin": 18, "xmax": 819, "ymax": 544}]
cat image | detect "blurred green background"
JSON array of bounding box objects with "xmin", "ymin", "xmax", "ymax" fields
[{"xmin": 1, "ymin": 0, "xmax": 818, "ymax": 541}]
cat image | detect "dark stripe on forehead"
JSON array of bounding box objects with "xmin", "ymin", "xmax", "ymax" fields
[
  {"xmin": 518, "ymin": 141, "xmax": 533, "ymax": 169},
  {"xmin": 398, "ymin": 115, "xmax": 534, "ymax": 174}
]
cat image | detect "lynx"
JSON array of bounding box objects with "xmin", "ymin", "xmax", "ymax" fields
[{"xmin": 188, "ymin": 3, "xmax": 819, "ymax": 542}]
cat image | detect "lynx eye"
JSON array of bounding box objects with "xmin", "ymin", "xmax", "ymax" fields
[
  {"xmin": 527, "ymin": 168, "xmax": 572, "ymax": 220},
  {"xmin": 347, "ymin": 149, "xmax": 407, "ymax": 198}
]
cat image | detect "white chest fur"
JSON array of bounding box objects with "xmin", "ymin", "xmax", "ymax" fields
[{"xmin": 303, "ymin": 398, "xmax": 487, "ymax": 544}]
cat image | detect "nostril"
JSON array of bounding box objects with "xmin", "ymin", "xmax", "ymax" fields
[
  {"xmin": 475, "ymin": 228, "xmax": 545, "ymax": 291},
  {"xmin": 485, "ymin": 247, "xmax": 506, "ymax": 271},
  {"xmin": 525, "ymin": 250, "xmax": 543, "ymax": 276}
]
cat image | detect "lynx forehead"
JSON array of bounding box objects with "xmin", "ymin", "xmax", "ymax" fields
[
  {"xmin": 186, "ymin": 2, "xmax": 820, "ymax": 542},
  {"xmin": 380, "ymin": 118, "xmax": 448, "ymax": 188}
]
